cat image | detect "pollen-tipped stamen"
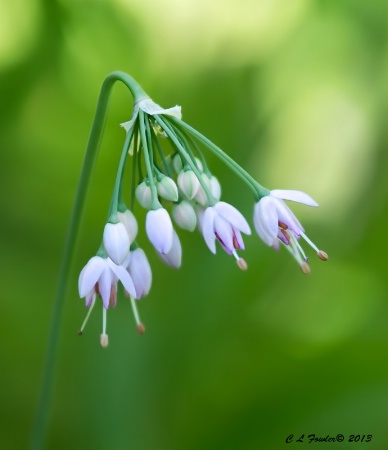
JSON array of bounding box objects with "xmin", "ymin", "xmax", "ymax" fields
[
  {"xmin": 100, "ymin": 308, "xmax": 109, "ymax": 348},
  {"xmin": 130, "ymin": 296, "xmax": 145, "ymax": 334},
  {"xmin": 232, "ymin": 250, "xmax": 248, "ymax": 270},
  {"xmin": 78, "ymin": 295, "xmax": 97, "ymax": 335},
  {"xmin": 300, "ymin": 232, "xmax": 328, "ymax": 261}
]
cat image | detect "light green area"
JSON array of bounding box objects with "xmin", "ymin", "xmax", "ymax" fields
[{"xmin": 1, "ymin": 0, "xmax": 387, "ymax": 449}]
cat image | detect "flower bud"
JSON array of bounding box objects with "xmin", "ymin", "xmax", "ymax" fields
[
  {"xmin": 128, "ymin": 248, "xmax": 152, "ymax": 298},
  {"xmin": 194, "ymin": 173, "xmax": 211, "ymax": 206},
  {"xmin": 135, "ymin": 181, "xmax": 152, "ymax": 209},
  {"xmin": 177, "ymin": 170, "xmax": 200, "ymax": 200},
  {"xmin": 117, "ymin": 209, "xmax": 138, "ymax": 244},
  {"xmin": 146, "ymin": 208, "xmax": 173, "ymax": 254},
  {"xmin": 210, "ymin": 175, "xmax": 221, "ymax": 201},
  {"xmin": 103, "ymin": 222, "xmax": 130, "ymax": 265},
  {"xmin": 157, "ymin": 176, "xmax": 178, "ymax": 202},
  {"xmin": 172, "ymin": 201, "xmax": 197, "ymax": 231}
]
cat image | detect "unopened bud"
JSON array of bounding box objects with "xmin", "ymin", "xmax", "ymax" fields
[
  {"xmin": 317, "ymin": 250, "xmax": 328, "ymax": 261},
  {"xmin": 157, "ymin": 176, "xmax": 179, "ymax": 202},
  {"xmin": 236, "ymin": 258, "xmax": 248, "ymax": 270},
  {"xmin": 136, "ymin": 181, "xmax": 152, "ymax": 209},
  {"xmin": 137, "ymin": 323, "xmax": 146, "ymax": 335},
  {"xmin": 177, "ymin": 170, "xmax": 200, "ymax": 200},
  {"xmin": 100, "ymin": 333, "xmax": 109, "ymax": 348},
  {"xmin": 300, "ymin": 262, "xmax": 311, "ymax": 275}
]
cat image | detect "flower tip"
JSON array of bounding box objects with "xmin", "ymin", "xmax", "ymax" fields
[
  {"xmin": 300, "ymin": 262, "xmax": 311, "ymax": 275},
  {"xmin": 100, "ymin": 333, "xmax": 109, "ymax": 348},
  {"xmin": 137, "ymin": 323, "xmax": 146, "ymax": 335},
  {"xmin": 317, "ymin": 250, "xmax": 329, "ymax": 261},
  {"xmin": 236, "ymin": 257, "xmax": 248, "ymax": 271}
]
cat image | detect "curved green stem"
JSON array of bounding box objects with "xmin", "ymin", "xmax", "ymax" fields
[{"xmin": 29, "ymin": 71, "xmax": 146, "ymax": 450}]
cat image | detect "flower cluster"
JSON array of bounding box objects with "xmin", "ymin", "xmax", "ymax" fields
[{"xmin": 78, "ymin": 79, "xmax": 328, "ymax": 347}]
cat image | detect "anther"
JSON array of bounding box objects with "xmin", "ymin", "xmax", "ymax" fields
[
  {"xmin": 317, "ymin": 250, "xmax": 328, "ymax": 261},
  {"xmin": 100, "ymin": 333, "xmax": 109, "ymax": 348},
  {"xmin": 278, "ymin": 221, "xmax": 288, "ymax": 230},
  {"xmin": 236, "ymin": 257, "xmax": 248, "ymax": 270},
  {"xmin": 137, "ymin": 323, "xmax": 146, "ymax": 335},
  {"xmin": 78, "ymin": 330, "xmax": 83, "ymax": 336},
  {"xmin": 300, "ymin": 262, "xmax": 311, "ymax": 275}
]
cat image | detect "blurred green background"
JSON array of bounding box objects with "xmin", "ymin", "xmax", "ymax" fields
[{"xmin": 1, "ymin": 0, "xmax": 388, "ymax": 449}]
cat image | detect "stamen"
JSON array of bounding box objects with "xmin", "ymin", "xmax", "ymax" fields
[
  {"xmin": 130, "ymin": 296, "xmax": 145, "ymax": 334},
  {"xmin": 317, "ymin": 250, "xmax": 329, "ymax": 261},
  {"xmin": 300, "ymin": 231, "xmax": 320, "ymax": 253},
  {"xmin": 278, "ymin": 221, "xmax": 288, "ymax": 230},
  {"xmin": 78, "ymin": 295, "xmax": 96, "ymax": 335},
  {"xmin": 289, "ymin": 233, "xmax": 308, "ymax": 262},
  {"xmin": 100, "ymin": 308, "xmax": 109, "ymax": 348}
]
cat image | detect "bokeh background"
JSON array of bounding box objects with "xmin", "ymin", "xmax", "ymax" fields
[{"xmin": 1, "ymin": 0, "xmax": 388, "ymax": 449}]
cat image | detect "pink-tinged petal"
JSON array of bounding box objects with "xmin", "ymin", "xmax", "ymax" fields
[
  {"xmin": 159, "ymin": 230, "xmax": 182, "ymax": 269},
  {"xmin": 215, "ymin": 202, "xmax": 251, "ymax": 235},
  {"xmin": 273, "ymin": 198, "xmax": 304, "ymax": 235},
  {"xmin": 108, "ymin": 259, "xmax": 137, "ymax": 298},
  {"xmin": 85, "ymin": 290, "xmax": 95, "ymax": 307},
  {"xmin": 128, "ymin": 248, "xmax": 152, "ymax": 298},
  {"xmin": 253, "ymin": 198, "xmax": 278, "ymax": 246},
  {"xmin": 146, "ymin": 208, "xmax": 173, "ymax": 254},
  {"xmin": 103, "ymin": 222, "xmax": 130, "ymax": 265},
  {"xmin": 202, "ymin": 207, "xmax": 217, "ymax": 253},
  {"xmin": 78, "ymin": 256, "xmax": 106, "ymax": 298},
  {"xmin": 98, "ymin": 267, "xmax": 112, "ymax": 309},
  {"xmin": 270, "ymin": 189, "xmax": 318, "ymax": 207},
  {"xmin": 214, "ymin": 215, "xmax": 234, "ymax": 253}
]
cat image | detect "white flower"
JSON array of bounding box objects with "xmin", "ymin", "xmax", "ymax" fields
[
  {"xmin": 201, "ymin": 201, "xmax": 251, "ymax": 268},
  {"xmin": 146, "ymin": 208, "xmax": 174, "ymax": 254},
  {"xmin": 117, "ymin": 209, "xmax": 138, "ymax": 244},
  {"xmin": 159, "ymin": 230, "xmax": 182, "ymax": 269},
  {"xmin": 103, "ymin": 222, "xmax": 130, "ymax": 265},
  {"xmin": 125, "ymin": 248, "xmax": 152, "ymax": 299},
  {"xmin": 121, "ymin": 98, "xmax": 182, "ymax": 133},
  {"xmin": 253, "ymin": 189, "xmax": 328, "ymax": 273},
  {"xmin": 78, "ymin": 256, "xmax": 136, "ymax": 308}
]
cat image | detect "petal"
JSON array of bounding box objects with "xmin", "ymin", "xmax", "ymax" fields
[
  {"xmin": 108, "ymin": 259, "xmax": 137, "ymax": 298},
  {"xmin": 202, "ymin": 207, "xmax": 216, "ymax": 253},
  {"xmin": 138, "ymin": 98, "xmax": 182, "ymax": 120},
  {"xmin": 98, "ymin": 267, "xmax": 112, "ymax": 309},
  {"xmin": 146, "ymin": 208, "xmax": 174, "ymax": 254},
  {"xmin": 128, "ymin": 248, "xmax": 152, "ymax": 298},
  {"xmin": 103, "ymin": 222, "xmax": 130, "ymax": 265},
  {"xmin": 214, "ymin": 214, "xmax": 234, "ymax": 253},
  {"xmin": 159, "ymin": 230, "xmax": 182, "ymax": 269},
  {"xmin": 118, "ymin": 210, "xmax": 138, "ymax": 244},
  {"xmin": 270, "ymin": 189, "xmax": 318, "ymax": 207},
  {"xmin": 215, "ymin": 201, "xmax": 251, "ymax": 235},
  {"xmin": 273, "ymin": 198, "xmax": 304, "ymax": 235},
  {"xmin": 233, "ymin": 229, "xmax": 245, "ymax": 250},
  {"xmin": 253, "ymin": 198, "xmax": 279, "ymax": 246},
  {"xmin": 78, "ymin": 256, "xmax": 107, "ymax": 298}
]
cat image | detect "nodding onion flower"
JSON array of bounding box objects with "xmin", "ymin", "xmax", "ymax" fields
[{"xmin": 75, "ymin": 71, "xmax": 328, "ymax": 347}]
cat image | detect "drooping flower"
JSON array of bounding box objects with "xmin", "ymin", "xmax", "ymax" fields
[
  {"xmin": 201, "ymin": 201, "xmax": 251, "ymax": 269},
  {"xmin": 253, "ymin": 189, "xmax": 328, "ymax": 273},
  {"xmin": 78, "ymin": 256, "xmax": 137, "ymax": 346},
  {"xmin": 145, "ymin": 208, "xmax": 174, "ymax": 254}
]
